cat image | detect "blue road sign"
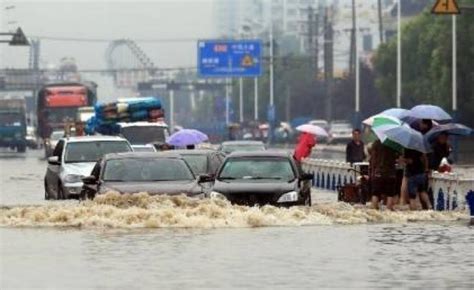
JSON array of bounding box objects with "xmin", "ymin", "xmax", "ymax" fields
[{"xmin": 198, "ymin": 40, "xmax": 262, "ymax": 77}]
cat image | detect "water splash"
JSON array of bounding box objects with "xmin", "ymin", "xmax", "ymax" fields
[{"xmin": 0, "ymin": 192, "xmax": 468, "ymax": 229}]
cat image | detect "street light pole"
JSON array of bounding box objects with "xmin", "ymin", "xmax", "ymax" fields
[
  {"xmin": 396, "ymin": 0, "xmax": 402, "ymax": 107},
  {"xmin": 354, "ymin": 0, "xmax": 360, "ymax": 127},
  {"xmin": 169, "ymin": 89, "xmax": 174, "ymax": 132},
  {"xmin": 254, "ymin": 77, "xmax": 258, "ymax": 120},
  {"xmin": 452, "ymin": 14, "xmax": 457, "ymax": 114},
  {"xmin": 239, "ymin": 77, "xmax": 243, "ymax": 123},
  {"xmin": 269, "ymin": 21, "xmax": 274, "ymax": 107},
  {"xmin": 225, "ymin": 78, "xmax": 230, "ymax": 125}
]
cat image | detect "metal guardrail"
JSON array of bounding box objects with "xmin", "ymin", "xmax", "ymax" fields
[{"xmin": 302, "ymin": 158, "xmax": 474, "ymax": 212}]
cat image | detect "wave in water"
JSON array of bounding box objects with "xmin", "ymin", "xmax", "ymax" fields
[{"xmin": 0, "ymin": 192, "xmax": 468, "ymax": 228}]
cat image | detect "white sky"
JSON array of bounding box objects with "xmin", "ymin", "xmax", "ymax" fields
[{"xmin": 0, "ymin": 0, "xmax": 215, "ymax": 69}]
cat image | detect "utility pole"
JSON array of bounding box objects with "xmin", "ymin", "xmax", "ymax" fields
[
  {"xmin": 307, "ymin": 6, "xmax": 314, "ymax": 71},
  {"xmin": 324, "ymin": 7, "xmax": 334, "ymax": 122},
  {"xmin": 254, "ymin": 77, "xmax": 258, "ymax": 120},
  {"xmin": 349, "ymin": 0, "xmax": 356, "ymax": 75},
  {"xmin": 239, "ymin": 77, "xmax": 243, "ymax": 123},
  {"xmin": 377, "ymin": 0, "xmax": 384, "ymax": 44},
  {"xmin": 396, "ymin": 0, "xmax": 402, "ymax": 108},
  {"xmin": 354, "ymin": 0, "xmax": 360, "ymax": 128}
]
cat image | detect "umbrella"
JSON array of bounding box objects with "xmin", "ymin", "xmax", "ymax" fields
[
  {"xmin": 383, "ymin": 124, "xmax": 431, "ymax": 153},
  {"xmin": 166, "ymin": 129, "xmax": 208, "ymax": 147},
  {"xmin": 363, "ymin": 108, "xmax": 410, "ymax": 126},
  {"xmin": 370, "ymin": 116, "xmax": 404, "ymax": 152},
  {"xmin": 296, "ymin": 124, "xmax": 329, "ymax": 137},
  {"xmin": 410, "ymin": 105, "xmax": 452, "ymax": 122},
  {"xmin": 425, "ymin": 123, "xmax": 473, "ymax": 142}
]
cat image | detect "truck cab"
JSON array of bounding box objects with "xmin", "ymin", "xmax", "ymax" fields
[
  {"xmin": 117, "ymin": 121, "xmax": 169, "ymax": 151},
  {"xmin": 0, "ymin": 99, "xmax": 27, "ymax": 152}
]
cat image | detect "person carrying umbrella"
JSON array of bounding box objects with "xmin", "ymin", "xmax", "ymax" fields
[
  {"xmin": 293, "ymin": 124, "xmax": 328, "ymax": 162},
  {"xmin": 369, "ymin": 140, "xmax": 399, "ymax": 210}
]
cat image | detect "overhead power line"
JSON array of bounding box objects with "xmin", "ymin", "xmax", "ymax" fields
[{"xmin": 29, "ymin": 35, "xmax": 205, "ymax": 43}]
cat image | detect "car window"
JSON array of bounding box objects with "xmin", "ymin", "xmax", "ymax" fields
[
  {"xmin": 210, "ymin": 153, "xmax": 224, "ymax": 174},
  {"xmin": 182, "ymin": 154, "xmax": 208, "ymax": 175},
  {"xmin": 64, "ymin": 141, "xmax": 131, "ymax": 163},
  {"xmin": 219, "ymin": 158, "xmax": 295, "ymax": 181},
  {"xmin": 103, "ymin": 158, "xmax": 194, "ymax": 182}
]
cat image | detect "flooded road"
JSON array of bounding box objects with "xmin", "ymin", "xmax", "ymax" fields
[{"xmin": 1, "ymin": 149, "xmax": 473, "ymax": 289}]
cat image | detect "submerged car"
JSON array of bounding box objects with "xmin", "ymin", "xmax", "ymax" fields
[
  {"xmin": 44, "ymin": 135, "xmax": 133, "ymax": 200},
  {"xmin": 80, "ymin": 152, "xmax": 213, "ymax": 199},
  {"xmin": 210, "ymin": 152, "xmax": 313, "ymax": 206},
  {"xmin": 173, "ymin": 149, "xmax": 225, "ymax": 177},
  {"xmin": 219, "ymin": 140, "xmax": 266, "ymax": 155}
]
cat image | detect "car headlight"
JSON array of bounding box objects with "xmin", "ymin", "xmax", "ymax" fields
[
  {"xmin": 64, "ymin": 174, "xmax": 84, "ymax": 183},
  {"xmin": 209, "ymin": 191, "xmax": 227, "ymax": 200},
  {"xmin": 277, "ymin": 191, "xmax": 299, "ymax": 203}
]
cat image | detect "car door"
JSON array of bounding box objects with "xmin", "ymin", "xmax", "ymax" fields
[{"xmin": 46, "ymin": 139, "xmax": 64, "ymax": 197}]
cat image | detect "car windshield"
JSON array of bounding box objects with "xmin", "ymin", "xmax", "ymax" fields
[
  {"xmin": 182, "ymin": 154, "xmax": 208, "ymax": 175},
  {"xmin": 103, "ymin": 158, "xmax": 194, "ymax": 182},
  {"xmin": 222, "ymin": 144, "xmax": 265, "ymax": 153},
  {"xmin": 331, "ymin": 124, "xmax": 351, "ymax": 130},
  {"xmin": 64, "ymin": 141, "xmax": 131, "ymax": 163},
  {"xmin": 121, "ymin": 126, "xmax": 168, "ymax": 145},
  {"xmin": 218, "ymin": 158, "xmax": 295, "ymax": 181}
]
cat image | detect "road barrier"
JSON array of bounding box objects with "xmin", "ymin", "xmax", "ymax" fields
[{"xmin": 302, "ymin": 158, "xmax": 474, "ymax": 214}]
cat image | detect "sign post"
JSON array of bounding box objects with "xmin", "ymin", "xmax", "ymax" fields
[
  {"xmin": 198, "ymin": 40, "xmax": 262, "ymax": 125},
  {"xmin": 431, "ymin": 0, "xmax": 460, "ymax": 160}
]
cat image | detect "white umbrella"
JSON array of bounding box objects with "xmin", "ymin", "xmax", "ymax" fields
[{"xmin": 296, "ymin": 124, "xmax": 329, "ymax": 137}]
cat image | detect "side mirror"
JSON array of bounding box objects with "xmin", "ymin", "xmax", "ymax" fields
[
  {"xmin": 300, "ymin": 173, "xmax": 314, "ymax": 181},
  {"xmin": 82, "ymin": 175, "xmax": 97, "ymax": 185},
  {"xmin": 198, "ymin": 174, "xmax": 215, "ymax": 184},
  {"xmin": 47, "ymin": 156, "xmax": 60, "ymax": 165}
]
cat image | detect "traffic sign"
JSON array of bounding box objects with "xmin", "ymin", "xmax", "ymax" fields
[
  {"xmin": 432, "ymin": 0, "xmax": 460, "ymax": 14},
  {"xmin": 197, "ymin": 40, "xmax": 262, "ymax": 77}
]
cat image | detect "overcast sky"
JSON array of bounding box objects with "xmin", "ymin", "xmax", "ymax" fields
[{"xmin": 1, "ymin": 0, "xmax": 215, "ymax": 69}]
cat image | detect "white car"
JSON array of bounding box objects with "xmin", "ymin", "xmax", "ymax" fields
[
  {"xmin": 44, "ymin": 135, "xmax": 132, "ymax": 200},
  {"xmin": 118, "ymin": 121, "xmax": 169, "ymax": 147},
  {"xmin": 329, "ymin": 122, "xmax": 353, "ymax": 144}
]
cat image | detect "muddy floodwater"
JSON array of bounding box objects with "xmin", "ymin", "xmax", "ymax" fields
[{"xmin": 1, "ymin": 150, "xmax": 473, "ymax": 289}]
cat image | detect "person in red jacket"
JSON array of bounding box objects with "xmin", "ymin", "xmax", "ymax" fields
[{"xmin": 293, "ymin": 132, "xmax": 317, "ymax": 162}]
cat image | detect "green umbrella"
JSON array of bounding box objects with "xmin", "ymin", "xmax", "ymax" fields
[{"xmin": 371, "ymin": 115, "xmax": 404, "ymax": 152}]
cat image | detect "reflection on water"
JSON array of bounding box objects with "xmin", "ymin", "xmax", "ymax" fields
[{"xmin": 1, "ymin": 224, "xmax": 472, "ymax": 289}]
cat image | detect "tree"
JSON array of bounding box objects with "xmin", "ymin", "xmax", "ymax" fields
[{"xmin": 373, "ymin": 3, "xmax": 474, "ymax": 126}]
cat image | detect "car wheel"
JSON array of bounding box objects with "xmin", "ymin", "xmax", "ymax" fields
[{"xmin": 17, "ymin": 143, "xmax": 26, "ymax": 153}]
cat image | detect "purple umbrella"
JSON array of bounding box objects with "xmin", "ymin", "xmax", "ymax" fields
[
  {"xmin": 166, "ymin": 129, "xmax": 208, "ymax": 147},
  {"xmin": 410, "ymin": 105, "xmax": 452, "ymax": 122}
]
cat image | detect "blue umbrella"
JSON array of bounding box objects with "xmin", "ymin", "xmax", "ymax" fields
[
  {"xmin": 425, "ymin": 123, "xmax": 473, "ymax": 143},
  {"xmin": 410, "ymin": 105, "xmax": 452, "ymax": 122},
  {"xmin": 384, "ymin": 124, "xmax": 432, "ymax": 153},
  {"xmin": 380, "ymin": 108, "xmax": 411, "ymax": 120},
  {"xmin": 166, "ymin": 129, "xmax": 208, "ymax": 147}
]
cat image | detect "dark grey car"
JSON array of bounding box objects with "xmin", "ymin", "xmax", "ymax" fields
[
  {"xmin": 172, "ymin": 149, "xmax": 225, "ymax": 177},
  {"xmin": 210, "ymin": 151, "xmax": 313, "ymax": 206},
  {"xmin": 80, "ymin": 152, "xmax": 212, "ymax": 199}
]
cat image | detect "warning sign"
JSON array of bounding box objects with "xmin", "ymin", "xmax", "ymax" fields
[
  {"xmin": 431, "ymin": 0, "xmax": 460, "ymax": 14},
  {"xmin": 241, "ymin": 55, "xmax": 254, "ymax": 67}
]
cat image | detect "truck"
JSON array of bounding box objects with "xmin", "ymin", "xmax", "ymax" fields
[
  {"xmin": 37, "ymin": 82, "xmax": 97, "ymax": 154},
  {"xmin": 0, "ymin": 98, "xmax": 27, "ymax": 152}
]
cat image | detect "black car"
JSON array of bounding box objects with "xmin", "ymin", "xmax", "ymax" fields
[
  {"xmin": 80, "ymin": 152, "xmax": 212, "ymax": 199},
  {"xmin": 172, "ymin": 149, "xmax": 225, "ymax": 177},
  {"xmin": 210, "ymin": 151, "xmax": 313, "ymax": 206}
]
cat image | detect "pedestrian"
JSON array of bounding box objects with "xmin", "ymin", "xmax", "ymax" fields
[
  {"xmin": 403, "ymin": 148, "xmax": 433, "ymax": 210},
  {"xmin": 429, "ymin": 132, "xmax": 451, "ymax": 171},
  {"xmin": 293, "ymin": 132, "xmax": 317, "ymax": 162},
  {"xmin": 369, "ymin": 140, "xmax": 399, "ymax": 210},
  {"xmin": 400, "ymin": 119, "xmax": 434, "ymax": 205},
  {"xmin": 346, "ymin": 128, "xmax": 366, "ymax": 164}
]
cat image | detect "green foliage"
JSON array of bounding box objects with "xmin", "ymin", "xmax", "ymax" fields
[{"xmin": 374, "ymin": 3, "xmax": 474, "ymax": 126}]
